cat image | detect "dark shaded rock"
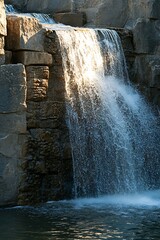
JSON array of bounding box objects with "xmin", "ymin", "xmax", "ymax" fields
[
  {"xmin": 0, "ymin": 64, "xmax": 26, "ymax": 113},
  {"xmin": 26, "ymin": 0, "xmax": 72, "ymax": 14},
  {"xmin": 54, "ymin": 12, "xmax": 86, "ymax": 27}
]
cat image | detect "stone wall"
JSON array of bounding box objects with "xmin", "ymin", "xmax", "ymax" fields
[
  {"xmin": 4, "ymin": 15, "xmax": 73, "ymax": 205},
  {"xmin": 0, "ymin": 0, "xmax": 26, "ymax": 206}
]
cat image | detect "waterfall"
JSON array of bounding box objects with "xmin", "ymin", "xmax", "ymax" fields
[
  {"xmin": 56, "ymin": 28, "xmax": 160, "ymax": 198},
  {"xmin": 5, "ymin": 4, "xmax": 56, "ymax": 24}
]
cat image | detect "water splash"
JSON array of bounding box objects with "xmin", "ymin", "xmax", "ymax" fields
[{"xmin": 56, "ymin": 28, "xmax": 160, "ymax": 198}]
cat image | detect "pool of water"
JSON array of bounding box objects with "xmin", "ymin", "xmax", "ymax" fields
[{"xmin": 1, "ymin": 190, "xmax": 160, "ymax": 240}]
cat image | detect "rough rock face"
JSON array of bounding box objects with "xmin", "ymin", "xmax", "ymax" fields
[
  {"xmin": 0, "ymin": 64, "xmax": 26, "ymax": 206},
  {"xmin": 26, "ymin": 0, "xmax": 72, "ymax": 13},
  {"xmin": 128, "ymin": 0, "xmax": 160, "ymax": 22},
  {"xmin": 75, "ymin": 0, "xmax": 129, "ymax": 27},
  {"xmin": 132, "ymin": 19, "xmax": 160, "ymax": 54},
  {"xmin": 6, "ymin": 15, "xmax": 45, "ymax": 51}
]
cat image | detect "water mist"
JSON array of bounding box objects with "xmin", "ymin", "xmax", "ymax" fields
[{"xmin": 57, "ymin": 28, "xmax": 160, "ymax": 198}]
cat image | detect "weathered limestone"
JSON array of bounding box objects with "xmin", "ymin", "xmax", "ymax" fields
[
  {"xmin": 0, "ymin": 64, "xmax": 27, "ymax": 206},
  {"xmin": 13, "ymin": 51, "xmax": 53, "ymax": 66},
  {"xmin": 6, "ymin": 15, "xmax": 45, "ymax": 51},
  {"xmin": 26, "ymin": 66, "xmax": 49, "ymax": 101},
  {"xmin": 26, "ymin": 0, "xmax": 72, "ymax": 13},
  {"xmin": 54, "ymin": 12, "xmax": 85, "ymax": 27}
]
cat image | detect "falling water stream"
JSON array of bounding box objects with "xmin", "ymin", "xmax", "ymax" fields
[
  {"xmin": 5, "ymin": 4, "xmax": 56, "ymax": 24},
  {"xmin": 2, "ymin": 6, "xmax": 160, "ymax": 239},
  {"xmin": 57, "ymin": 28, "xmax": 160, "ymax": 198}
]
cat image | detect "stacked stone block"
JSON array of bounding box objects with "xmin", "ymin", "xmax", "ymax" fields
[{"xmin": 5, "ymin": 14, "xmax": 73, "ymax": 205}]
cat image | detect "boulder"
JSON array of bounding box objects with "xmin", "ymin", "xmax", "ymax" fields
[
  {"xmin": 26, "ymin": 0, "xmax": 72, "ymax": 13},
  {"xmin": 6, "ymin": 15, "xmax": 46, "ymax": 51},
  {"xmin": 13, "ymin": 51, "xmax": 53, "ymax": 66},
  {"xmin": 0, "ymin": 0, "xmax": 7, "ymax": 36}
]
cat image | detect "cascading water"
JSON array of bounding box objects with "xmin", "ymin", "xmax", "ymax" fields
[
  {"xmin": 56, "ymin": 28, "xmax": 160, "ymax": 198},
  {"xmin": 5, "ymin": 4, "xmax": 56, "ymax": 24}
]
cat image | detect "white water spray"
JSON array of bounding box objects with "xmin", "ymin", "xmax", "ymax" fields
[{"xmin": 56, "ymin": 28, "xmax": 160, "ymax": 198}]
